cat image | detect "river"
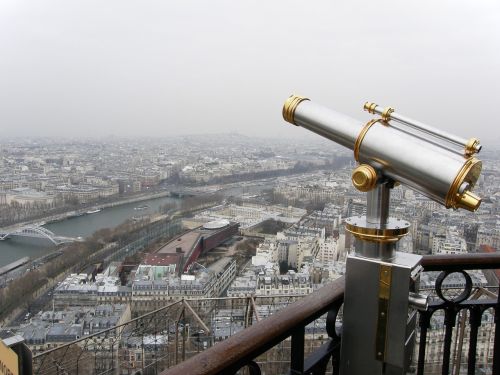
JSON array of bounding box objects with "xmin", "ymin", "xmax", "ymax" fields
[
  {"xmin": 0, "ymin": 181, "xmax": 275, "ymax": 268},
  {"xmin": 0, "ymin": 195, "xmax": 180, "ymax": 268}
]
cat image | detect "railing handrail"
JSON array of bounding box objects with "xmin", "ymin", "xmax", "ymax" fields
[
  {"xmin": 31, "ymin": 293, "xmax": 331, "ymax": 359},
  {"xmin": 30, "ymin": 253, "xmax": 500, "ymax": 374},
  {"xmin": 161, "ymin": 276, "xmax": 345, "ymax": 375},
  {"xmin": 421, "ymin": 252, "xmax": 500, "ymax": 271},
  {"xmin": 161, "ymin": 252, "xmax": 500, "ymax": 375}
]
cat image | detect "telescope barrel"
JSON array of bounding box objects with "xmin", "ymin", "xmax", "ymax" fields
[
  {"xmin": 282, "ymin": 96, "xmax": 363, "ymax": 149},
  {"xmin": 283, "ymin": 95, "xmax": 482, "ymax": 212}
]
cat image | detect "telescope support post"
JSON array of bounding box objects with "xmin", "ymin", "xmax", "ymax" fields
[
  {"xmin": 340, "ymin": 181, "xmax": 424, "ymax": 375},
  {"xmin": 366, "ymin": 183, "xmax": 390, "ymax": 226},
  {"xmin": 355, "ymin": 183, "xmax": 395, "ymax": 260}
]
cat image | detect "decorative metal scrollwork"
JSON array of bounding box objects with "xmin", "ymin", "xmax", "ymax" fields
[
  {"xmin": 435, "ymin": 270, "xmax": 473, "ymax": 303},
  {"xmin": 245, "ymin": 360, "xmax": 262, "ymax": 375},
  {"xmin": 326, "ymin": 301, "xmax": 343, "ymax": 339},
  {"xmin": 230, "ymin": 360, "xmax": 262, "ymax": 375}
]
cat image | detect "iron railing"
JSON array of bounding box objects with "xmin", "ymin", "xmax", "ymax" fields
[
  {"xmin": 30, "ymin": 292, "xmax": 335, "ymax": 375},
  {"xmin": 162, "ymin": 278, "xmax": 345, "ymax": 375},
  {"xmin": 28, "ymin": 253, "xmax": 500, "ymax": 375},
  {"xmin": 31, "ymin": 300, "xmax": 184, "ymax": 375},
  {"xmin": 162, "ymin": 253, "xmax": 500, "ymax": 375},
  {"xmin": 417, "ymin": 253, "xmax": 500, "ymax": 375}
]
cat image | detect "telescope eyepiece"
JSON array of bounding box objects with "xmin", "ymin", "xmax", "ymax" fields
[{"xmin": 456, "ymin": 191, "xmax": 481, "ymax": 212}]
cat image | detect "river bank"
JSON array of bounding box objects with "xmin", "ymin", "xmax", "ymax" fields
[
  {"xmin": 0, "ymin": 178, "xmax": 276, "ymax": 268},
  {"xmin": 0, "ymin": 194, "xmax": 181, "ymax": 267},
  {"xmin": 0, "ymin": 190, "xmax": 172, "ymax": 233}
]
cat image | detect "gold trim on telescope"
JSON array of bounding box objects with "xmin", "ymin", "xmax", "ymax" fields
[
  {"xmin": 465, "ymin": 138, "xmax": 481, "ymax": 158},
  {"xmin": 376, "ymin": 264, "xmax": 392, "ymax": 361},
  {"xmin": 445, "ymin": 157, "xmax": 482, "ymax": 211},
  {"xmin": 381, "ymin": 107, "xmax": 395, "ymax": 122},
  {"xmin": 354, "ymin": 119, "xmax": 387, "ymax": 162},
  {"xmin": 282, "ymin": 95, "xmax": 310, "ymax": 125},
  {"xmin": 345, "ymin": 217, "xmax": 410, "ymax": 243},
  {"xmin": 345, "ymin": 224, "xmax": 409, "ymax": 243},
  {"xmin": 364, "ymin": 102, "xmax": 378, "ymax": 114},
  {"xmin": 352, "ymin": 164, "xmax": 378, "ymax": 192}
]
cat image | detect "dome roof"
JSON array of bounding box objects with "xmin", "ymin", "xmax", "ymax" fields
[{"xmin": 203, "ymin": 219, "xmax": 230, "ymax": 230}]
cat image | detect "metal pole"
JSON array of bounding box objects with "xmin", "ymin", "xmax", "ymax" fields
[
  {"xmin": 341, "ymin": 180, "xmax": 423, "ymax": 375},
  {"xmin": 366, "ymin": 184, "xmax": 390, "ymax": 226},
  {"xmin": 354, "ymin": 183, "xmax": 396, "ymax": 261}
]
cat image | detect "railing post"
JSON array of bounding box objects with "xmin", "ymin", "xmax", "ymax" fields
[
  {"xmin": 493, "ymin": 288, "xmax": 500, "ymax": 374},
  {"xmin": 467, "ymin": 306, "xmax": 481, "ymax": 375},
  {"xmin": 326, "ymin": 304, "xmax": 342, "ymax": 375},
  {"xmin": 417, "ymin": 311, "xmax": 431, "ymax": 375},
  {"xmin": 442, "ymin": 306, "xmax": 458, "ymax": 375},
  {"xmin": 290, "ymin": 326, "xmax": 305, "ymax": 374}
]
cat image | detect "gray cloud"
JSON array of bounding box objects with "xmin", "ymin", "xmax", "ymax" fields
[{"xmin": 1, "ymin": 0, "xmax": 499, "ymax": 144}]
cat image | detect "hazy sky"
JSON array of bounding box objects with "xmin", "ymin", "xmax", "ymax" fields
[{"xmin": 1, "ymin": 1, "xmax": 499, "ymax": 144}]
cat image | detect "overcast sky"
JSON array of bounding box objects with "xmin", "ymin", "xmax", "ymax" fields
[{"xmin": 0, "ymin": 0, "xmax": 499, "ymax": 144}]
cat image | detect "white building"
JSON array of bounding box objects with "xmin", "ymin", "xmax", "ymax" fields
[
  {"xmin": 432, "ymin": 230, "xmax": 467, "ymax": 255},
  {"xmin": 317, "ymin": 237, "xmax": 339, "ymax": 264},
  {"xmin": 256, "ymin": 271, "xmax": 312, "ymax": 296}
]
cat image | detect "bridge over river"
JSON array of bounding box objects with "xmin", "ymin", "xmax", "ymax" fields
[{"xmin": 0, "ymin": 225, "xmax": 81, "ymax": 245}]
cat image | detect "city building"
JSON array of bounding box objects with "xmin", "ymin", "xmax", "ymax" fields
[
  {"xmin": 16, "ymin": 304, "xmax": 130, "ymax": 353},
  {"xmin": 54, "ymin": 273, "xmax": 132, "ymax": 308},
  {"xmin": 132, "ymin": 257, "xmax": 237, "ymax": 314},
  {"xmin": 156, "ymin": 220, "xmax": 239, "ymax": 274}
]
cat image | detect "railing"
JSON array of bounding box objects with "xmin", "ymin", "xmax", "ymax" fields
[
  {"xmin": 162, "ymin": 253, "xmax": 500, "ymax": 375},
  {"xmin": 27, "ymin": 253, "xmax": 500, "ymax": 375},
  {"xmin": 417, "ymin": 253, "xmax": 500, "ymax": 375},
  {"xmin": 31, "ymin": 300, "xmax": 185, "ymax": 375},
  {"xmin": 162, "ymin": 278, "xmax": 345, "ymax": 375},
  {"xmin": 30, "ymin": 292, "xmax": 336, "ymax": 375}
]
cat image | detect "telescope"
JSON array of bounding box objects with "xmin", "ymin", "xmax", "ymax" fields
[
  {"xmin": 282, "ymin": 95, "xmax": 483, "ymax": 375},
  {"xmin": 283, "ymin": 96, "xmax": 482, "ymax": 212}
]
